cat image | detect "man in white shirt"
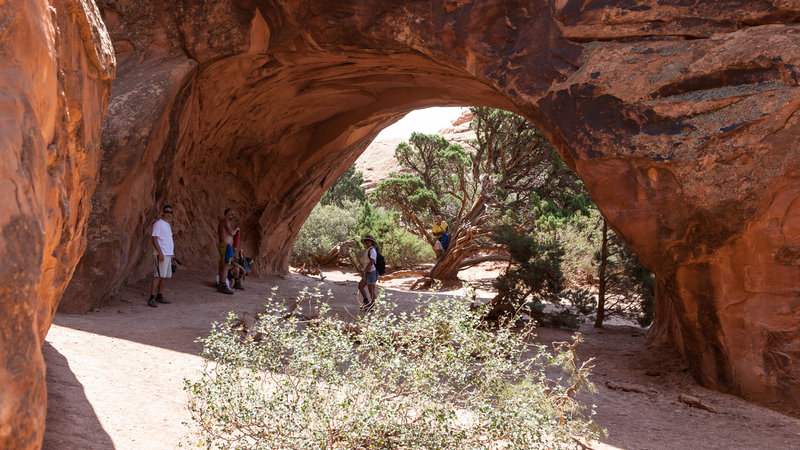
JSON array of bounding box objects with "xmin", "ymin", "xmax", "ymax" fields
[{"xmin": 149, "ymin": 205, "xmax": 175, "ymax": 307}]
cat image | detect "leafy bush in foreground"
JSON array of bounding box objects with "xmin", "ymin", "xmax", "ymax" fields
[{"xmin": 185, "ymin": 287, "xmax": 598, "ymax": 449}]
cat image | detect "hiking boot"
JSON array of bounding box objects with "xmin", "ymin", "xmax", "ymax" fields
[
  {"xmin": 148, "ymin": 296, "xmax": 158, "ymax": 308},
  {"xmin": 156, "ymin": 294, "xmax": 171, "ymax": 304},
  {"xmin": 233, "ymin": 280, "xmax": 244, "ymax": 290},
  {"xmin": 218, "ymin": 284, "xmax": 234, "ymax": 295}
]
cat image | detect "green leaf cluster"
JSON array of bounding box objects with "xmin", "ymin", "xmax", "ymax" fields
[
  {"xmin": 491, "ymin": 225, "xmax": 566, "ymax": 309},
  {"xmin": 320, "ymin": 164, "xmax": 366, "ymax": 207}
]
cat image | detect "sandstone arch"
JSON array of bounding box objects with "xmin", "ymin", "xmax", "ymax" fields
[{"xmin": 3, "ymin": 0, "xmax": 800, "ymax": 447}]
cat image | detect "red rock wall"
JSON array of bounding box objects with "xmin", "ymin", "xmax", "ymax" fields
[
  {"xmin": 541, "ymin": 10, "xmax": 800, "ymax": 413},
  {"xmin": 1, "ymin": 0, "xmax": 795, "ymax": 444},
  {"xmin": 0, "ymin": 0, "xmax": 114, "ymax": 447},
  {"xmin": 59, "ymin": 0, "xmax": 799, "ymax": 415}
]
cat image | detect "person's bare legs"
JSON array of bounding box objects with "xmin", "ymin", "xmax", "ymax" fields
[
  {"xmin": 232, "ymin": 267, "xmax": 245, "ymax": 290},
  {"xmin": 151, "ymin": 277, "xmax": 163, "ymax": 296},
  {"xmin": 358, "ymin": 278, "xmax": 369, "ymax": 300},
  {"xmin": 149, "ymin": 277, "xmax": 165, "ymax": 307},
  {"xmin": 217, "ymin": 259, "xmax": 234, "ymax": 294},
  {"xmin": 218, "ymin": 262, "xmax": 227, "ymax": 287},
  {"xmin": 367, "ymin": 283, "xmax": 376, "ymax": 303}
]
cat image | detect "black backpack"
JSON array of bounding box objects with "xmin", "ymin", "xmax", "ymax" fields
[{"xmin": 375, "ymin": 251, "xmax": 386, "ymax": 275}]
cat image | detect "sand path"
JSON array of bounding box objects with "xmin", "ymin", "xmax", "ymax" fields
[{"xmin": 43, "ymin": 268, "xmax": 800, "ymax": 449}]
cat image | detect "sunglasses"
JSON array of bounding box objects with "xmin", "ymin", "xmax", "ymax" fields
[{"xmin": 163, "ymin": 210, "xmax": 174, "ymax": 214}]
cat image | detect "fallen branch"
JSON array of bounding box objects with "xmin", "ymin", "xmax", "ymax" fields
[
  {"xmin": 678, "ymin": 394, "xmax": 718, "ymax": 413},
  {"xmin": 605, "ymin": 381, "xmax": 649, "ymax": 394},
  {"xmin": 291, "ymin": 264, "xmax": 326, "ymax": 281},
  {"xmin": 457, "ymin": 254, "xmax": 511, "ymax": 270},
  {"xmin": 379, "ymin": 270, "xmax": 429, "ymax": 281},
  {"xmin": 410, "ymin": 277, "xmax": 434, "ymax": 290},
  {"xmin": 313, "ymin": 238, "xmax": 356, "ymax": 265}
]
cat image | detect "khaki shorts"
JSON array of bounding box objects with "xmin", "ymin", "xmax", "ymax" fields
[{"xmin": 154, "ymin": 255, "xmax": 173, "ymax": 278}]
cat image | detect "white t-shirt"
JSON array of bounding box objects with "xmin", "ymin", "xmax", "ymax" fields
[
  {"xmin": 152, "ymin": 219, "xmax": 174, "ymax": 256},
  {"xmin": 362, "ymin": 247, "xmax": 377, "ymax": 272}
]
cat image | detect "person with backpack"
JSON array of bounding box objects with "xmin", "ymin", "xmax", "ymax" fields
[{"xmin": 358, "ymin": 234, "xmax": 381, "ymax": 310}]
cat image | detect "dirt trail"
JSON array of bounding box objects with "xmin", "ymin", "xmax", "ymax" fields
[{"xmin": 44, "ymin": 268, "xmax": 800, "ymax": 449}]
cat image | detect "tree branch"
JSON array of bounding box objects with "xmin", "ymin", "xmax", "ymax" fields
[{"xmin": 457, "ymin": 254, "xmax": 511, "ymax": 270}]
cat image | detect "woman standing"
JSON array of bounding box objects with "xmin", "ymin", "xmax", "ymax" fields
[{"xmin": 358, "ymin": 234, "xmax": 379, "ymax": 309}]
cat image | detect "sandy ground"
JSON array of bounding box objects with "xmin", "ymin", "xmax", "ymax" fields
[{"xmin": 43, "ymin": 266, "xmax": 800, "ymax": 449}]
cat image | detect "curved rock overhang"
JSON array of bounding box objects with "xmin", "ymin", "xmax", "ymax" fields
[
  {"xmin": 58, "ymin": 0, "xmax": 800, "ymax": 419},
  {"xmin": 2, "ymin": 0, "xmax": 800, "ymax": 447}
]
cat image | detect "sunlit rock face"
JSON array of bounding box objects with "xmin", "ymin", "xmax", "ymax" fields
[
  {"xmin": 0, "ymin": 2, "xmax": 792, "ymax": 445},
  {"xmin": 0, "ymin": 0, "xmax": 114, "ymax": 447}
]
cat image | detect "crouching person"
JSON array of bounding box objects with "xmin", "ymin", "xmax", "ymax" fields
[{"xmin": 227, "ymin": 250, "xmax": 248, "ymax": 290}]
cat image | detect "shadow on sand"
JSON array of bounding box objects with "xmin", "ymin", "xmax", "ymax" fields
[{"xmin": 42, "ymin": 342, "xmax": 115, "ymax": 449}]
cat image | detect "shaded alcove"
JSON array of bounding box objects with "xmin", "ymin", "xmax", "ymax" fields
[{"xmin": 58, "ymin": 0, "xmax": 800, "ymax": 419}]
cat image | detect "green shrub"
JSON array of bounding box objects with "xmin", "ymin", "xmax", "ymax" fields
[
  {"xmin": 291, "ymin": 200, "xmax": 360, "ymax": 266},
  {"xmin": 185, "ymin": 287, "xmax": 598, "ymax": 449},
  {"xmin": 559, "ymin": 287, "xmax": 597, "ymax": 315},
  {"xmin": 351, "ymin": 201, "xmax": 396, "ymax": 241},
  {"xmin": 380, "ymin": 227, "xmax": 435, "ymax": 267},
  {"xmin": 540, "ymin": 210, "xmax": 602, "ymax": 286},
  {"xmin": 348, "ymin": 202, "xmax": 435, "ymax": 270},
  {"xmin": 320, "ymin": 164, "xmax": 366, "ymax": 207},
  {"xmin": 491, "ymin": 225, "xmax": 565, "ymax": 308}
]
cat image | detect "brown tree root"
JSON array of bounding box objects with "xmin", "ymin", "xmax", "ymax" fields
[
  {"xmin": 678, "ymin": 394, "xmax": 719, "ymax": 413},
  {"xmin": 605, "ymin": 381, "xmax": 650, "ymax": 394}
]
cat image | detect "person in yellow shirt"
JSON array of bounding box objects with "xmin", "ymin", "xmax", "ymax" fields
[{"xmin": 432, "ymin": 215, "xmax": 450, "ymax": 251}]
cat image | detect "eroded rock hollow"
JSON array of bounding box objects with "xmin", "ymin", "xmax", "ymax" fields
[{"xmin": 3, "ymin": 0, "xmax": 800, "ymax": 447}]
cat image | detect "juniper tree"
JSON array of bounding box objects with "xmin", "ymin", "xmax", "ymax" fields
[{"xmin": 372, "ymin": 107, "xmax": 584, "ymax": 287}]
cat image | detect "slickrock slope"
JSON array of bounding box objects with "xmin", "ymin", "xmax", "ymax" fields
[
  {"xmin": 355, "ymin": 109, "xmax": 475, "ymax": 190},
  {"xmin": 2, "ymin": 1, "xmax": 800, "ymax": 447},
  {"xmin": 0, "ymin": 0, "xmax": 114, "ymax": 447}
]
